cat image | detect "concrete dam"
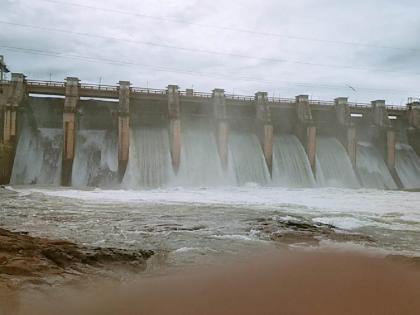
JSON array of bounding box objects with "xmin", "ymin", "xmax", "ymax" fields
[{"xmin": 1, "ymin": 74, "xmax": 420, "ymax": 189}]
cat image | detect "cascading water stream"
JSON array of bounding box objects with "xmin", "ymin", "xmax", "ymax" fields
[
  {"xmin": 71, "ymin": 130, "xmax": 118, "ymax": 187},
  {"xmin": 272, "ymin": 134, "xmax": 315, "ymax": 187},
  {"xmin": 11, "ymin": 125, "xmax": 63, "ymax": 185},
  {"xmin": 356, "ymin": 142, "xmax": 397, "ymax": 189},
  {"xmin": 122, "ymin": 126, "xmax": 172, "ymax": 188},
  {"xmin": 172, "ymin": 119, "xmax": 227, "ymax": 187},
  {"xmin": 315, "ymin": 136, "xmax": 360, "ymax": 188},
  {"xmin": 229, "ymin": 131, "xmax": 270, "ymax": 186},
  {"xmin": 395, "ymin": 142, "xmax": 420, "ymax": 189}
]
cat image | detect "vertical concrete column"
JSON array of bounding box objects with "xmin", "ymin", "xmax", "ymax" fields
[
  {"xmin": 335, "ymin": 97, "xmax": 356, "ymax": 166},
  {"xmin": 306, "ymin": 126, "xmax": 317, "ymax": 172},
  {"xmin": 371, "ymin": 100, "xmax": 401, "ymax": 187},
  {"xmin": 168, "ymin": 85, "xmax": 181, "ymax": 173},
  {"xmin": 295, "ymin": 95, "xmax": 316, "ymax": 173},
  {"xmin": 408, "ymin": 102, "xmax": 420, "ymax": 129},
  {"xmin": 3, "ymin": 73, "xmax": 25, "ymax": 145},
  {"xmin": 256, "ymin": 92, "xmax": 273, "ymax": 174},
  {"xmin": 212, "ymin": 89, "xmax": 228, "ymax": 170},
  {"xmin": 335, "ymin": 97, "xmax": 350, "ymax": 125},
  {"xmin": 0, "ymin": 73, "xmax": 26, "ymax": 184},
  {"xmin": 346, "ymin": 126, "xmax": 357, "ymax": 166},
  {"xmin": 296, "ymin": 95, "xmax": 313, "ymax": 122},
  {"xmin": 386, "ymin": 129, "xmax": 396, "ymax": 171},
  {"xmin": 118, "ymin": 81, "xmax": 130, "ymax": 180},
  {"xmin": 408, "ymin": 102, "xmax": 420, "ymax": 157},
  {"xmin": 371, "ymin": 100, "xmax": 391, "ymax": 127},
  {"xmin": 61, "ymin": 77, "xmax": 79, "ymax": 186}
]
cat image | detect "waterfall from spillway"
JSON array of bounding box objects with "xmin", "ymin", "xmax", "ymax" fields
[
  {"xmin": 272, "ymin": 135, "xmax": 315, "ymax": 187},
  {"xmin": 356, "ymin": 142, "xmax": 397, "ymax": 189},
  {"xmin": 122, "ymin": 127, "xmax": 172, "ymax": 188},
  {"xmin": 316, "ymin": 136, "xmax": 360, "ymax": 188},
  {"xmin": 395, "ymin": 142, "xmax": 420, "ymax": 189},
  {"xmin": 229, "ymin": 131, "xmax": 270, "ymax": 185},
  {"xmin": 173, "ymin": 119, "xmax": 227, "ymax": 187},
  {"xmin": 71, "ymin": 130, "xmax": 118, "ymax": 187},
  {"xmin": 11, "ymin": 125, "xmax": 63, "ymax": 185}
]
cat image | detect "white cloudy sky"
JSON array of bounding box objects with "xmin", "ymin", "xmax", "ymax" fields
[{"xmin": 1, "ymin": 0, "xmax": 420, "ymax": 104}]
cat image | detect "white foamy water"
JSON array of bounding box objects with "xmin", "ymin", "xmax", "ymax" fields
[
  {"xmin": 2, "ymin": 186, "xmax": 420, "ymax": 266},
  {"xmin": 9, "ymin": 186, "xmax": 419, "ymax": 218},
  {"xmin": 122, "ymin": 127, "xmax": 173, "ymax": 188},
  {"xmin": 316, "ymin": 136, "xmax": 360, "ymax": 188},
  {"xmin": 272, "ymin": 135, "xmax": 316, "ymax": 187},
  {"xmin": 229, "ymin": 132, "xmax": 270, "ymax": 185},
  {"xmin": 356, "ymin": 142, "xmax": 397, "ymax": 189},
  {"xmin": 11, "ymin": 127, "xmax": 63, "ymax": 185},
  {"xmin": 396, "ymin": 142, "xmax": 420, "ymax": 189},
  {"xmin": 172, "ymin": 119, "xmax": 228, "ymax": 187},
  {"xmin": 72, "ymin": 130, "xmax": 118, "ymax": 187}
]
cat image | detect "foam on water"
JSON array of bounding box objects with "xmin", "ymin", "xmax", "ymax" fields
[
  {"xmin": 12, "ymin": 186, "xmax": 420, "ymax": 218},
  {"xmin": 4, "ymin": 185, "xmax": 420, "ymax": 257}
]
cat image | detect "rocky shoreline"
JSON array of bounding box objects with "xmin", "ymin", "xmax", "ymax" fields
[{"xmin": 0, "ymin": 228, "xmax": 154, "ymax": 291}]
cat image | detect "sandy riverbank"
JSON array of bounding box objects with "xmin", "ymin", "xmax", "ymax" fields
[{"xmin": 2, "ymin": 228, "xmax": 420, "ymax": 314}]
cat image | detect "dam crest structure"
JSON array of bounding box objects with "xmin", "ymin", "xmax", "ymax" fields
[{"xmin": 1, "ymin": 73, "xmax": 420, "ymax": 190}]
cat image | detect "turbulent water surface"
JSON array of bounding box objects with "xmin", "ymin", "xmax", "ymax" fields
[{"xmin": 1, "ymin": 186, "xmax": 420, "ymax": 269}]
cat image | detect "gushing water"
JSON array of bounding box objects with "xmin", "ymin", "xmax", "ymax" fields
[
  {"xmin": 229, "ymin": 131, "xmax": 270, "ymax": 185},
  {"xmin": 395, "ymin": 143, "xmax": 420, "ymax": 189},
  {"xmin": 71, "ymin": 130, "xmax": 118, "ymax": 187},
  {"xmin": 11, "ymin": 126, "xmax": 63, "ymax": 185},
  {"xmin": 316, "ymin": 136, "xmax": 360, "ymax": 188},
  {"xmin": 272, "ymin": 135, "xmax": 315, "ymax": 187},
  {"xmin": 356, "ymin": 142, "xmax": 397, "ymax": 189},
  {"xmin": 123, "ymin": 127, "xmax": 172, "ymax": 188},
  {"xmin": 173, "ymin": 119, "xmax": 227, "ymax": 187}
]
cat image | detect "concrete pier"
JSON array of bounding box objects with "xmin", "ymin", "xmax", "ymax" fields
[
  {"xmin": 408, "ymin": 101, "xmax": 420, "ymax": 157},
  {"xmin": 168, "ymin": 85, "xmax": 181, "ymax": 173},
  {"xmin": 0, "ymin": 144, "xmax": 13, "ymax": 184},
  {"xmin": 371, "ymin": 100, "xmax": 401, "ymax": 188},
  {"xmin": 118, "ymin": 81, "xmax": 130, "ymax": 180},
  {"xmin": 3, "ymin": 74, "xmax": 25, "ymax": 145},
  {"xmin": 0, "ymin": 75, "xmax": 416, "ymax": 188},
  {"xmin": 256, "ymin": 92, "xmax": 273, "ymax": 174},
  {"xmin": 335, "ymin": 97, "xmax": 356, "ymax": 166},
  {"xmin": 0, "ymin": 73, "xmax": 26, "ymax": 184},
  {"xmin": 61, "ymin": 77, "xmax": 79, "ymax": 186},
  {"xmin": 386, "ymin": 129, "xmax": 396, "ymax": 171},
  {"xmin": 212, "ymin": 89, "xmax": 228, "ymax": 170},
  {"xmin": 295, "ymin": 95, "xmax": 317, "ymax": 174}
]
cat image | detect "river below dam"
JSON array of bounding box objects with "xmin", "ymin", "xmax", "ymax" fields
[{"xmin": 1, "ymin": 186, "xmax": 420, "ymax": 272}]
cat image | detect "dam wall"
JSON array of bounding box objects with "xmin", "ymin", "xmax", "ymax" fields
[{"xmin": 1, "ymin": 74, "xmax": 419, "ymax": 189}]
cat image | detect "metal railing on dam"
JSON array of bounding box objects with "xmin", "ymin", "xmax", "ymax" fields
[
  {"xmin": 1, "ymin": 74, "xmax": 420, "ymax": 189},
  {"xmin": 1, "ymin": 79, "xmax": 404, "ymax": 113}
]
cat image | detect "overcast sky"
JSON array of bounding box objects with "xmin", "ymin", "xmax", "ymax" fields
[{"xmin": 1, "ymin": 0, "xmax": 420, "ymax": 104}]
